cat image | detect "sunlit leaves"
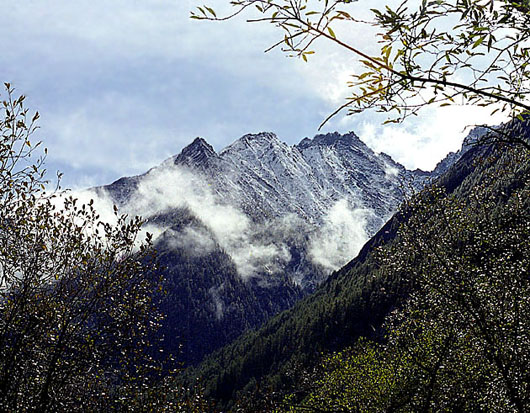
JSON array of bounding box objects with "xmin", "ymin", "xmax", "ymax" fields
[
  {"xmin": 193, "ymin": 0, "xmax": 530, "ymax": 129},
  {"xmin": 281, "ymin": 143, "xmax": 530, "ymax": 412},
  {"xmin": 0, "ymin": 86, "xmax": 179, "ymax": 411}
]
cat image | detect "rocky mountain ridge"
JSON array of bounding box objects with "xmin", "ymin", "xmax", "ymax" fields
[
  {"xmin": 94, "ymin": 129, "xmax": 478, "ymax": 364},
  {"xmin": 168, "ymin": 131, "xmax": 428, "ymax": 232},
  {"xmin": 103, "ymin": 129, "xmax": 476, "ymax": 283}
]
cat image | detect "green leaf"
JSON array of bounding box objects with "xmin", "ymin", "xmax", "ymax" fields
[
  {"xmin": 204, "ymin": 6, "xmax": 216, "ymax": 17},
  {"xmin": 472, "ymin": 36, "xmax": 485, "ymax": 49}
]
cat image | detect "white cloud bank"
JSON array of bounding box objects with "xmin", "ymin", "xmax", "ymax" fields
[
  {"xmin": 354, "ymin": 104, "xmax": 509, "ymax": 171},
  {"xmin": 309, "ymin": 199, "xmax": 370, "ymax": 272},
  {"xmin": 67, "ymin": 165, "xmax": 373, "ymax": 282},
  {"xmin": 71, "ymin": 164, "xmax": 292, "ymax": 279}
]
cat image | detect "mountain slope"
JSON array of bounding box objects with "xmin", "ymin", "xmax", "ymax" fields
[
  {"xmin": 94, "ymin": 130, "xmax": 468, "ymax": 365},
  {"xmin": 169, "ymin": 131, "xmax": 429, "ymax": 234},
  {"xmin": 185, "ymin": 130, "xmax": 525, "ymax": 407},
  {"xmin": 149, "ymin": 208, "xmax": 303, "ymax": 365}
]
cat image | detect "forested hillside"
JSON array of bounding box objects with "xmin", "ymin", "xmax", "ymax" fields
[
  {"xmin": 99, "ymin": 130, "xmax": 454, "ymax": 366},
  {"xmin": 151, "ymin": 207, "xmax": 302, "ymax": 365},
  {"xmin": 279, "ymin": 138, "xmax": 530, "ymax": 412},
  {"xmin": 185, "ymin": 121, "xmax": 530, "ymax": 411}
]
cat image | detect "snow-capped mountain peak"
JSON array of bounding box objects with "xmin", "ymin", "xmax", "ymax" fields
[
  {"xmin": 174, "ymin": 137, "xmax": 217, "ymax": 167},
  {"xmin": 220, "ymin": 132, "xmax": 285, "ymax": 156},
  {"xmin": 101, "ymin": 129, "xmax": 468, "ymax": 286},
  {"xmin": 93, "ymin": 127, "xmax": 483, "ymax": 365},
  {"xmin": 297, "ymin": 131, "xmax": 364, "ymax": 150}
]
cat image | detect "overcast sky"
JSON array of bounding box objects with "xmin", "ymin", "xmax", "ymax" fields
[{"xmin": 1, "ymin": 0, "xmax": 508, "ymax": 188}]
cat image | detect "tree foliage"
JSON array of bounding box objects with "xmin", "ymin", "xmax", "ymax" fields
[
  {"xmin": 0, "ymin": 84, "xmax": 182, "ymax": 411},
  {"xmin": 192, "ymin": 0, "xmax": 530, "ymax": 127},
  {"xmin": 281, "ymin": 146, "xmax": 530, "ymax": 412}
]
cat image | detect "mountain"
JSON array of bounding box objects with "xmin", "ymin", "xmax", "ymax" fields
[
  {"xmin": 183, "ymin": 124, "xmax": 529, "ymax": 409},
  {"xmin": 167, "ymin": 131, "xmax": 429, "ymax": 234},
  {"xmin": 94, "ymin": 130, "xmax": 471, "ymax": 365},
  {"xmin": 152, "ymin": 207, "xmax": 302, "ymax": 365}
]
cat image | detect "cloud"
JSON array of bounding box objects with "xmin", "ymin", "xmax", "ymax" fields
[
  {"xmin": 74, "ymin": 163, "xmax": 292, "ymax": 279},
  {"xmin": 384, "ymin": 162, "xmax": 399, "ymax": 178},
  {"xmin": 165, "ymin": 226, "xmax": 217, "ymax": 257},
  {"xmin": 60, "ymin": 161, "xmax": 378, "ymax": 285},
  {"xmin": 308, "ymin": 199, "xmax": 371, "ymax": 272},
  {"xmin": 1, "ymin": 0, "xmax": 505, "ymax": 189},
  {"xmin": 353, "ymin": 104, "xmax": 509, "ymax": 171},
  {"xmin": 1, "ymin": 0, "xmax": 326, "ymax": 188},
  {"xmin": 209, "ymin": 283, "xmax": 225, "ymax": 321},
  {"xmin": 231, "ymin": 242, "xmax": 291, "ymax": 281},
  {"xmin": 53, "ymin": 187, "xmax": 119, "ymax": 227}
]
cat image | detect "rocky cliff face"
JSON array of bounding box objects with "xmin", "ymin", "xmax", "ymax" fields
[
  {"xmin": 93, "ymin": 129, "xmax": 474, "ymax": 364},
  {"xmin": 166, "ymin": 131, "xmax": 431, "ymax": 233},
  {"xmin": 102, "ymin": 129, "xmax": 472, "ymax": 286}
]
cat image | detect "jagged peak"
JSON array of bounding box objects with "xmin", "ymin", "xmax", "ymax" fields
[
  {"xmin": 189, "ymin": 136, "xmax": 215, "ymax": 151},
  {"xmin": 296, "ymin": 131, "xmax": 364, "ymax": 150},
  {"xmin": 431, "ymin": 151, "xmax": 459, "ymax": 176},
  {"xmin": 174, "ymin": 137, "xmax": 217, "ymax": 166},
  {"xmin": 462, "ymin": 126, "xmax": 490, "ymax": 152},
  {"xmin": 379, "ymin": 152, "xmax": 406, "ymax": 170},
  {"xmin": 379, "ymin": 152, "xmax": 397, "ymax": 164},
  {"xmin": 238, "ymin": 132, "xmax": 281, "ymax": 146},
  {"xmin": 220, "ymin": 132, "xmax": 284, "ymax": 155}
]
